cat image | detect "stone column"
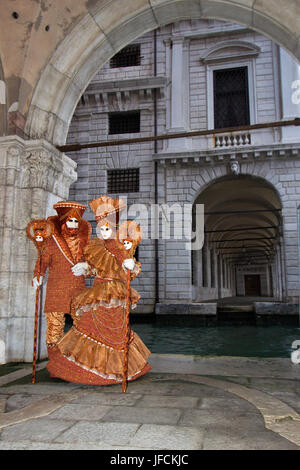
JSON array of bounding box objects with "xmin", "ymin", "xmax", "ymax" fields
[
  {"xmin": 167, "ymin": 37, "xmax": 191, "ymax": 151},
  {"xmin": 272, "ymin": 261, "xmax": 279, "ymax": 300},
  {"xmin": 275, "ymin": 248, "xmax": 282, "ymax": 301},
  {"xmin": 217, "ymin": 255, "xmax": 222, "ymax": 299},
  {"xmin": 279, "ymin": 47, "xmax": 300, "ymax": 142},
  {"xmin": 0, "ymin": 136, "xmax": 77, "ymax": 363}
]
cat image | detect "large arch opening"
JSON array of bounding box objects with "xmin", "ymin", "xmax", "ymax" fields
[
  {"xmin": 24, "ymin": 0, "xmax": 300, "ymax": 146},
  {"xmin": 192, "ymin": 174, "xmax": 284, "ymax": 304},
  {"xmin": 64, "ymin": 14, "xmax": 299, "ymax": 315}
]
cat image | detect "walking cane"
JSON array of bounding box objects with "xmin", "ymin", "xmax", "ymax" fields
[
  {"xmin": 32, "ymin": 265, "xmax": 41, "ymax": 384},
  {"xmin": 26, "ymin": 219, "xmax": 53, "ymax": 384},
  {"xmin": 122, "ymin": 268, "xmax": 131, "ymax": 393}
]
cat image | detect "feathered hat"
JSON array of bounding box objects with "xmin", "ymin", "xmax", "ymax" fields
[
  {"xmin": 26, "ymin": 218, "xmax": 54, "ymax": 249},
  {"xmin": 118, "ymin": 220, "xmax": 142, "ymax": 249},
  {"xmin": 53, "ymin": 200, "xmax": 87, "ymax": 223},
  {"xmin": 89, "ymin": 195, "xmax": 126, "ymax": 227}
]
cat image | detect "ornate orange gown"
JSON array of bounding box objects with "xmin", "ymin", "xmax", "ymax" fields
[{"xmin": 47, "ymin": 237, "xmax": 151, "ymax": 385}]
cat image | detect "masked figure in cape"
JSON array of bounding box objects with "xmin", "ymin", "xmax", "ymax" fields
[
  {"xmin": 46, "ymin": 196, "xmax": 151, "ymax": 385},
  {"xmin": 32, "ymin": 201, "xmax": 91, "ymax": 351}
]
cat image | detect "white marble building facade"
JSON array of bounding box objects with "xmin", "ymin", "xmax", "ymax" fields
[{"xmin": 66, "ymin": 19, "xmax": 300, "ymax": 314}]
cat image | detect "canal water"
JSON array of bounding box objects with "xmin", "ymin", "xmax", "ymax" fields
[{"xmin": 132, "ymin": 323, "xmax": 300, "ymax": 358}]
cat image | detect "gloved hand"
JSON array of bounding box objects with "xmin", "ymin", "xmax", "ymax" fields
[
  {"xmin": 123, "ymin": 258, "xmax": 135, "ymax": 271},
  {"xmin": 71, "ymin": 262, "xmax": 89, "ymax": 276},
  {"xmin": 32, "ymin": 276, "xmax": 43, "ymax": 289}
]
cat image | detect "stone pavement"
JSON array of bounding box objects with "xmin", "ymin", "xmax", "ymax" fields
[{"xmin": 0, "ymin": 355, "xmax": 300, "ymax": 450}]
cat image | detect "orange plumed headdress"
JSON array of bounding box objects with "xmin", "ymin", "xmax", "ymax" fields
[
  {"xmin": 118, "ymin": 220, "xmax": 142, "ymax": 250},
  {"xmin": 89, "ymin": 195, "xmax": 126, "ymax": 227},
  {"xmin": 26, "ymin": 218, "xmax": 54, "ymax": 249}
]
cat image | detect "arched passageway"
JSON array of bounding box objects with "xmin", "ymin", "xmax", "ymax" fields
[
  {"xmin": 24, "ymin": 0, "xmax": 300, "ymax": 146},
  {"xmin": 192, "ymin": 175, "xmax": 284, "ymax": 302}
]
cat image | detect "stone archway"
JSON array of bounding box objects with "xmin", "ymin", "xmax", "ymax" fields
[
  {"xmin": 1, "ymin": 0, "xmax": 300, "ymax": 362},
  {"xmin": 157, "ymin": 158, "xmax": 297, "ymax": 311},
  {"xmin": 191, "ymin": 173, "xmax": 284, "ymax": 303},
  {"xmin": 25, "ymin": 0, "xmax": 300, "ymax": 146}
]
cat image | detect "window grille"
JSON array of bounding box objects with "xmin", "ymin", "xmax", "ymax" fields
[
  {"xmin": 110, "ymin": 44, "xmax": 141, "ymax": 68},
  {"xmin": 107, "ymin": 168, "xmax": 140, "ymax": 193},
  {"xmin": 214, "ymin": 67, "xmax": 250, "ymax": 129},
  {"xmin": 109, "ymin": 111, "xmax": 140, "ymax": 134}
]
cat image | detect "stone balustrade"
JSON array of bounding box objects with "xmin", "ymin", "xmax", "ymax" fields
[{"xmin": 214, "ymin": 132, "xmax": 251, "ymax": 148}]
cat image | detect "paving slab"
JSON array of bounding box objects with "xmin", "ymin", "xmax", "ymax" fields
[
  {"xmin": 46, "ymin": 403, "xmax": 112, "ymax": 421},
  {"xmin": 71, "ymin": 391, "xmax": 142, "ymax": 406},
  {"xmin": 202, "ymin": 428, "xmax": 300, "ymax": 450},
  {"xmin": 179, "ymin": 408, "xmax": 264, "ymax": 430},
  {"xmin": 121, "ymin": 377, "xmax": 228, "ymax": 397},
  {"xmin": 5, "ymin": 394, "xmax": 45, "ymax": 412},
  {"xmin": 198, "ymin": 396, "xmax": 258, "ymax": 411},
  {"xmin": 0, "ymin": 356, "xmax": 300, "ymax": 450},
  {"xmin": 136, "ymin": 394, "xmax": 199, "ymax": 409},
  {"xmin": 0, "ymin": 417, "xmax": 74, "ymax": 442},
  {"xmin": 101, "ymin": 405, "xmax": 182, "ymax": 425},
  {"xmin": 0, "ymin": 363, "xmax": 46, "ymax": 387},
  {"xmin": 0, "ymin": 441, "xmax": 109, "ymax": 450},
  {"xmin": 0, "ymin": 383, "xmax": 81, "ymax": 395},
  {"xmin": 128, "ymin": 424, "xmax": 204, "ymax": 450},
  {"xmin": 53, "ymin": 421, "xmax": 140, "ymax": 446}
]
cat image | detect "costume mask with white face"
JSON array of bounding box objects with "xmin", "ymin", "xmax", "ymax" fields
[
  {"xmin": 66, "ymin": 217, "xmax": 79, "ymax": 229},
  {"xmin": 35, "ymin": 235, "xmax": 44, "ymax": 242},
  {"xmin": 123, "ymin": 240, "xmax": 133, "ymax": 251},
  {"xmin": 100, "ymin": 224, "xmax": 113, "ymax": 240}
]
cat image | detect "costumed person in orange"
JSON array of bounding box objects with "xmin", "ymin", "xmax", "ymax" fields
[
  {"xmin": 32, "ymin": 201, "xmax": 91, "ymax": 352},
  {"xmin": 118, "ymin": 219, "xmax": 142, "ymax": 278},
  {"xmin": 46, "ymin": 196, "xmax": 151, "ymax": 386}
]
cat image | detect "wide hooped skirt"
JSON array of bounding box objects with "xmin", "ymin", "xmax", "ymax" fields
[{"xmin": 46, "ymin": 304, "xmax": 151, "ymax": 385}]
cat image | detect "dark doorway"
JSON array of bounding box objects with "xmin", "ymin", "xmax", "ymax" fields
[{"xmin": 244, "ymin": 275, "xmax": 261, "ymax": 296}]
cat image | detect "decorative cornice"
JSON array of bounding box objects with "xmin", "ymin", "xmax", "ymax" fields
[
  {"xmin": 177, "ymin": 26, "xmax": 252, "ymax": 40},
  {"xmin": 77, "ymin": 76, "xmax": 167, "ymax": 110},
  {"xmin": 154, "ymin": 144, "xmax": 300, "ymax": 166},
  {"xmin": 200, "ymin": 40, "xmax": 261, "ymax": 64}
]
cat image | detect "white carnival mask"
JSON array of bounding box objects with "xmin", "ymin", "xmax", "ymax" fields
[
  {"xmin": 123, "ymin": 240, "xmax": 133, "ymax": 250},
  {"xmin": 100, "ymin": 224, "xmax": 112, "ymax": 239},
  {"xmin": 66, "ymin": 217, "xmax": 79, "ymax": 229}
]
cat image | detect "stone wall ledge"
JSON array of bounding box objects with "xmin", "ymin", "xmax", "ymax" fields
[
  {"xmin": 155, "ymin": 302, "xmax": 217, "ymax": 315},
  {"xmin": 255, "ymin": 302, "xmax": 299, "ymax": 315}
]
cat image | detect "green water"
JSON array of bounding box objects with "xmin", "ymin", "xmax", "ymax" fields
[{"xmin": 132, "ymin": 324, "xmax": 300, "ymax": 358}]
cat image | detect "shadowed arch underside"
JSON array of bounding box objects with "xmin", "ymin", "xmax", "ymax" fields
[{"xmin": 24, "ymin": 0, "xmax": 300, "ymax": 146}]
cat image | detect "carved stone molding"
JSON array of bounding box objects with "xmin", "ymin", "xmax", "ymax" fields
[{"xmin": 0, "ymin": 136, "xmax": 77, "ymax": 195}]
